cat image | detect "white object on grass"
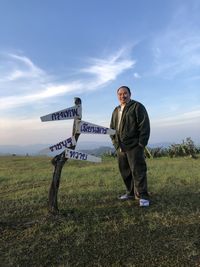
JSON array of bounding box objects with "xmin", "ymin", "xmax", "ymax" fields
[{"xmin": 139, "ymin": 199, "xmax": 150, "ymax": 207}]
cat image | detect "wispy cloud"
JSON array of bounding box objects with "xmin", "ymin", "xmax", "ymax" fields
[
  {"xmin": 151, "ymin": 3, "xmax": 200, "ymax": 79},
  {"xmin": 0, "ymin": 117, "xmax": 73, "ymax": 145},
  {"xmin": 0, "ymin": 81, "xmax": 84, "ymax": 110},
  {"xmin": 0, "ymin": 48, "xmax": 135, "ymax": 110},
  {"xmin": 8, "ymin": 54, "xmax": 45, "ymax": 80},
  {"xmin": 152, "ymin": 108, "xmax": 200, "ymax": 127},
  {"xmin": 0, "ymin": 53, "xmax": 45, "ymax": 82},
  {"xmin": 152, "ymin": 32, "xmax": 200, "ymax": 78},
  {"xmin": 133, "ymin": 72, "xmax": 141, "ymax": 79},
  {"xmin": 81, "ymin": 48, "xmax": 135, "ymax": 87}
]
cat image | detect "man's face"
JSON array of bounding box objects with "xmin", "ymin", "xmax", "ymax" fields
[{"xmin": 117, "ymin": 88, "xmax": 131, "ymax": 105}]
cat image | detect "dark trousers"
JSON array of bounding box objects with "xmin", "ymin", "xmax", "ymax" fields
[{"xmin": 117, "ymin": 145, "xmax": 149, "ymax": 199}]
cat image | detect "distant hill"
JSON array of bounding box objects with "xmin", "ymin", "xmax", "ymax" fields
[
  {"xmin": 0, "ymin": 141, "xmax": 113, "ymax": 156},
  {"xmin": 0, "ymin": 144, "xmax": 46, "ymax": 156},
  {"xmin": 0, "ymin": 141, "xmax": 171, "ymax": 156}
]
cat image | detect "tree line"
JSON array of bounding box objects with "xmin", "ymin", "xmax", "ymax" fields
[
  {"xmin": 104, "ymin": 137, "xmax": 200, "ymax": 159},
  {"xmin": 145, "ymin": 137, "xmax": 199, "ymax": 159}
]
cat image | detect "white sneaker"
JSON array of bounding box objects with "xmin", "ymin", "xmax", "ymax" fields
[
  {"xmin": 139, "ymin": 199, "xmax": 150, "ymax": 207},
  {"xmin": 118, "ymin": 194, "xmax": 134, "ymax": 200}
]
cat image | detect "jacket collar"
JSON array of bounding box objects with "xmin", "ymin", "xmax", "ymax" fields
[{"xmin": 118, "ymin": 99, "xmax": 135, "ymax": 109}]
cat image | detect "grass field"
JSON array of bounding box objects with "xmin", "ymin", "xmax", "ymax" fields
[{"xmin": 0, "ymin": 155, "xmax": 200, "ymax": 267}]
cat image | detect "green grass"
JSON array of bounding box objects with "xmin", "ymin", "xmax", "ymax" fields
[{"xmin": 1, "ymin": 156, "xmax": 200, "ymax": 267}]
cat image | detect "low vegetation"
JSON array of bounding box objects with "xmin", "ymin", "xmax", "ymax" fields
[
  {"xmin": 146, "ymin": 137, "xmax": 200, "ymax": 158},
  {"xmin": 1, "ymin": 155, "xmax": 200, "ymax": 266}
]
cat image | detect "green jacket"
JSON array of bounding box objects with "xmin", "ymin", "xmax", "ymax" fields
[{"xmin": 110, "ymin": 100, "xmax": 150, "ymax": 151}]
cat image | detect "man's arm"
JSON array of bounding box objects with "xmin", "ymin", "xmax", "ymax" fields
[
  {"xmin": 110, "ymin": 108, "xmax": 119, "ymax": 150},
  {"xmin": 136, "ymin": 103, "xmax": 150, "ymax": 147}
]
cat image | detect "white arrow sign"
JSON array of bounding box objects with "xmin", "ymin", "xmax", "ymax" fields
[
  {"xmin": 75, "ymin": 120, "xmax": 116, "ymax": 135},
  {"xmin": 65, "ymin": 148, "xmax": 102, "ymax": 163},
  {"xmin": 40, "ymin": 105, "xmax": 82, "ymax": 122},
  {"xmin": 39, "ymin": 137, "xmax": 76, "ymax": 154}
]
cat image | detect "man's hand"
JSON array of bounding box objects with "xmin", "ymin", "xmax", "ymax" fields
[{"xmin": 138, "ymin": 143, "xmax": 144, "ymax": 148}]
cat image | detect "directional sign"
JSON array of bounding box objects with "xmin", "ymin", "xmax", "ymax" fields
[
  {"xmin": 39, "ymin": 137, "xmax": 76, "ymax": 154},
  {"xmin": 65, "ymin": 148, "xmax": 102, "ymax": 163},
  {"xmin": 75, "ymin": 120, "xmax": 116, "ymax": 135},
  {"xmin": 40, "ymin": 105, "xmax": 82, "ymax": 122}
]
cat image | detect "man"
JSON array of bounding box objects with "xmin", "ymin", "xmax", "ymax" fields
[{"xmin": 110, "ymin": 86, "xmax": 150, "ymax": 206}]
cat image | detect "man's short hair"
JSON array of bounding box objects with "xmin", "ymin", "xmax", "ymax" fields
[{"xmin": 117, "ymin": 86, "xmax": 131, "ymax": 95}]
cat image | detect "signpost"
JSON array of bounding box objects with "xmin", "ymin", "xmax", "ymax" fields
[
  {"xmin": 65, "ymin": 148, "xmax": 102, "ymax": 163},
  {"xmin": 39, "ymin": 136, "xmax": 76, "ymax": 154},
  {"xmin": 40, "ymin": 105, "xmax": 82, "ymax": 122},
  {"xmin": 75, "ymin": 120, "xmax": 116, "ymax": 135},
  {"xmin": 40, "ymin": 97, "xmax": 115, "ymax": 213}
]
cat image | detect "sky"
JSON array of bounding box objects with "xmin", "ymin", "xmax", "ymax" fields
[{"xmin": 0, "ymin": 0, "xmax": 200, "ymax": 150}]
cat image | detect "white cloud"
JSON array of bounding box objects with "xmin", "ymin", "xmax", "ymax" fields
[
  {"xmin": 81, "ymin": 48, "xmax": 135, "ymax": 87},
  {"xmin": 0, "ymin": 48, "xmax": 135, "ymax": 110},
  {"xmin": 152, "ymin": 108, "xmax": 200, "ymax": 127},
  {"xmin": 151, "ymin": 4, "xmax": 200, "ymax": 79},
  {"xmin": 149, "ymin": 107, "xmax": 200, "ymax": 144},
  {"xmin": 133, "ymin": 72, "xmax": 141, "ymax": 79},
  {"xmin": 0, "ymin": 117, "xmax": 73, "ymax": 145},
  {"xmin": 152, "ymin": 33, "xmax": 200, "ymax": 78},
  {"xmin": 1, "ymin": 53, "xmax": 45, "ymax": 82}
]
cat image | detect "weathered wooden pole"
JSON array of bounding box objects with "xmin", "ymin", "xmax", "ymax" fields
[{"xmin": 48, "ymin": 97, "xmax": 82, "ymax": 214}]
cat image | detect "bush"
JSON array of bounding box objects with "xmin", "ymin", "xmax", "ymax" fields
[{"xmin": 168, "ymin": 137, "xmax": 198, "ymax": 158}]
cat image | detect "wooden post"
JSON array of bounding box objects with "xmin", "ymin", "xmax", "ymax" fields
[{"xmin": 48, "ymin": 97, "xmax": 82, "ymax": 214}]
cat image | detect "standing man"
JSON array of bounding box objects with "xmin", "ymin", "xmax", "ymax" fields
[{"xmin": 110, "ymin": 86, "xmax": 150, "ymax": 206}]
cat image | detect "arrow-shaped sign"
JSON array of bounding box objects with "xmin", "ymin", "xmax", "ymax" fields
[
  {"xmin": 39, "ymin": 136, "xmax": 76, "ymax": 154},
  {"xmin": 75, "ymin": 120, "xmax": 116, "ymax": 135},
  {"xmin": 65, "ymin": 148, "xmax": 102, "ymax": 163},
  {"xmin": 40, "ymin": 105, "xmax": 82, "ymax": 122}
]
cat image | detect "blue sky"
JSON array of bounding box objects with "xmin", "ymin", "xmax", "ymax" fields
[{"xmin": 0, "ymin": 0, "xmax": 200, "ymax": 148}]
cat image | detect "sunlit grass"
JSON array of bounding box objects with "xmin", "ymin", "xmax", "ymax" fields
[{"xmin": 1, "ymin": 156, "xmax": 200, "ymax": 266}]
